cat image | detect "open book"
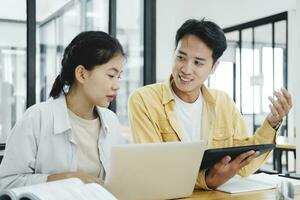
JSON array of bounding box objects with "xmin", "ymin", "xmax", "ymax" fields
[
  {"xmin": 0, "ymin": 178, "xmax": 118, "ymax": 200},
  {"xmin": 217, "ymin": 173, "xmax": 300, "ymax": 194}
]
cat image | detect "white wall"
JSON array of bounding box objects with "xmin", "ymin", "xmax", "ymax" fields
[
  {"xmin": 288, "ymin": 10, "xmax": 297, "ymax": 145},
  {"xmin": 296, "ymin": 0, "xmax": 300, "ymax": 174}
]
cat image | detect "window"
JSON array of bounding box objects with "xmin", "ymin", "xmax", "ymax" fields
[
  {"xmin": 0, "ymin": 0, "xmax": 155, "ymax": 144},
  {"xmin": 212, "ymin": 12, "xmax": 288, "ymax": 135},
  {"xmin": 37, "ymin": 0, "xmax": 109, "ymax": 102},
  {"xmin": 0, "ymin": 1, "xmax": 27, "ymax": 143},
  {"xmin": 116, "ymin": 0, "xmax": 144, "ymax": 126}
]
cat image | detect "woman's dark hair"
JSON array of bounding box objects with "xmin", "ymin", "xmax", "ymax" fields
[
  {"xmin": 49, "ymin": 31, "xmax": 125, "ymax": 99},
  {"xmin": 175, "ymin": 18, "xmax": 227, "ymax": 64}
]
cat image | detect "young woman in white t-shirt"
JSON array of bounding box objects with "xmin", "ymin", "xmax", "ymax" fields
[{"xmin": 0, "ymin": 31, "xmax": 126, "ymax": 190}]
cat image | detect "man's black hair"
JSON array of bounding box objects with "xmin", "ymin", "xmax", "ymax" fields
[{"xmin": 175, "ymin": 18, "xmax": 227, "ymax": 64}]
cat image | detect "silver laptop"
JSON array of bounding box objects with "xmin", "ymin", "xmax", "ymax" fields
[{"xmin": 104, "ymin": 141, "xmax": 206, "ymax": 200}]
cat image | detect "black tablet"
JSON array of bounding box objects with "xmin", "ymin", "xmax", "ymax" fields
[{"xmin": 199, "ymin": 143, "xmax": 275, "ymax": 170}]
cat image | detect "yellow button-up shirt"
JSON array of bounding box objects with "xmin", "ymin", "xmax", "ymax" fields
[{"xmin": 128, "ymin": 77, "xmax": 276, "ymax": 190}]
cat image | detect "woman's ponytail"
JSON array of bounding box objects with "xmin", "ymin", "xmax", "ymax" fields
[{"xmin": 49, "ymin": 75, "xmax": 64, "ymax": 99}]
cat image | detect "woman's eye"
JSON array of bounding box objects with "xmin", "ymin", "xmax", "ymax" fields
[
  {"xmin": 177, "ymin": 55, "xmax": 183, "ymax": 60},
  {"xmin": 107, "ymin": 74, "xmax": 114, "ymax": 78}
]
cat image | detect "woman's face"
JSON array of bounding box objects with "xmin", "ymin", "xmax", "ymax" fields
[{"xmin": 81, "ymin": 54, "xmax": 125, "ymax": 108}]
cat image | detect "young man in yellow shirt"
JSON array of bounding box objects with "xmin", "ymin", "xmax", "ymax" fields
[{"xmin": 128, "ymin": 19, "xmax": 292, "ymax": 190}]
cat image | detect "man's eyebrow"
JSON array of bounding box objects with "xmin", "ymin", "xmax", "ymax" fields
[
  {"xmin": 178, "ymin": 50, "xmax": 206, "ymax": 61},
  {"xmin": 178, "ymin": 50, "xmax": 187, "ymax": 55},
  {"xmin": 195, "ymin": 57, "xmax": 206, "ymax": 61}
]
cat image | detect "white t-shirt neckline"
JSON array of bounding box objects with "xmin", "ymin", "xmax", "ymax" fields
[{"xmin": 172, "ymin": 89, "xmax": 203, "ymax": 141}]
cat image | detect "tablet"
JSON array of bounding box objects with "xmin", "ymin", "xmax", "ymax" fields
[{"xmin": 199, "ymin": 143, "xmax": 275, "ymax": 170}]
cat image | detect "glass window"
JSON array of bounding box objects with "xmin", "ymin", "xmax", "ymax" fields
[
  {"xmin": 241, "ymin": 28, "xmax": 254, "ymax": 114},
  {"xmin": 0, "ymin": 1, "xmax": 27, "ymax": 143},
  {"xmin": 60, "ymin": 3, "xmax": 81, "ymax": 47},
  {"xmin": 274, "ymin": 20, "xmax": 287, "ymax": 136},
  {"xmin": 274, "ymin": 21, "xmax": 286, "ymax": 91},
  {"xmin": 38, "ymin": 20, "xmax": 58, "ymax": 102},
  {"xmin": 209, "ymin": 31, "xmax": 239, "ymax": 102},
  {"xmin": 86, "ymin": 0, "xmax": 109, "ymax": 32},
  {"xmin": 116, "ymin": 0, "xmax": 144, "ymax": 126},
  {"xmin": 209, "ymin": 61, "xmax": 234, "ymax": 98},
  {"xmin": 223, "ymin": 17, "xmax": 287, "ymax": 135},
  {"xmin": 255, "ymin": 24, "xmax": 273, "ymax": 114},
  {"xmin": 253, "ymin": 24, "xmax": 272, "ymax": 131},
  {"xmin": 37, "ymin": 0, "xmax": 109, "ymax": 101}
]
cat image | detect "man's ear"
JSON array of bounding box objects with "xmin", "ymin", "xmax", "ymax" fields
[
  {"xmin": 74, "ymin": 65, "xmax": 87, "ymax": 84},
  {"xmin": 211, "ymin": 60, "xmax": 220, "ymax": 74}
]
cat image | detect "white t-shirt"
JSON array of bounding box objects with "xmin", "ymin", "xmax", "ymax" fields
[
  {"xmin": 68, "ymin": 109, "xmax": 104, "ymax": 178},
  {"xmin": 172, "ymin": 91, "xmax": 203, "ymax": 141}
]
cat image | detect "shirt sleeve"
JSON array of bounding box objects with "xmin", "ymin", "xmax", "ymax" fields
[
  {"xmin": 195, "ymin": 169, "xmax": 212, "ymax": 190},
  {"xmin": 232, "ymin": 104, "xmax": 277, "ymax": 177},
  {"xmin": 0, "ymin": 107, "xmax": 49, "ymax": 190},
  {"xmin": 128, "ymin": 91, "xmax": 163, "ymax": 143}
]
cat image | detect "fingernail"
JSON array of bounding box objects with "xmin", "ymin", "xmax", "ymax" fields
[{"xmin": 226, "ymin": 156, "xmax": 231, "ymax": 162}]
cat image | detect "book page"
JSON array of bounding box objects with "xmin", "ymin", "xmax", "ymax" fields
[
  {"xmin": 76, "ymin": 183, "xmax": 118, "ymax": 200},
  {"xmin": 217, "ymin": 175, "xmax": 274, "ymax": 193},
  {"xmin": 15, "ymin": 178, "xmax": 117, "ymax": 200},
  {"xmin": 249, "ymin": 173, "xmax": 300, "ymax": 186},
  {"xmin": 217, "ymin": 173, "xmax": 300, "ymax": 194},
  {"xmin": 12, "ymin": 178, "xmax": 83, "ymax": 200}
]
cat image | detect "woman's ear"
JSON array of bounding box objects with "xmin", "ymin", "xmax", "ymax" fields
[
  {"xmin": 74, "ymin": 65, "xmax": 87, "ymax": 83},
  {"xmin": 211, "ymin": 60, "xmax": 220, "ymax": 74}
]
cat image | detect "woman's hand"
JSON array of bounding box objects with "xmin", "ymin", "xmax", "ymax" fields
[
  {"xmin": 205, "ymin": 150, "xmax": 259, "ymax": 189},
  {"xmin": 47, "ymin": 172, "xmax": 104, "ymax": 185}
]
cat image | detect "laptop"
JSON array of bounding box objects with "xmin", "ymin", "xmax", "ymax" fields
[{"xmin": 104, "ymin": 141, "xmax": 206, "ymax": 200}]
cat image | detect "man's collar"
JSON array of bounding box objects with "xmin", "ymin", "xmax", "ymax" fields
[
  {"xmin": 162, "ymin": 76, "xmax": 175, "ymax": 105},
  {"xmin": 201, "ymin": 83, "xmax": 216, "ymax": 106},
  {"xmin": 162, "ymin": 75, "xmax": 216, "ymax": 106}
]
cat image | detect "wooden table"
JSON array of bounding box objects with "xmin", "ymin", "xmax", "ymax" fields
[
  {"xmin": 185, "ymin": 185, "xmax": 300, "ymax": 200},
  {"xmin": 276, "ymin": 136, "xmax": 296, "ymax": 150},
  {"xmin": 274, "ymin": 136, "xmax": 296, "ymax": 173}
]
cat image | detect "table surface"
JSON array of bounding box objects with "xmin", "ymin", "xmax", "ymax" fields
[
  {"xmin": 185, "ymin": 185, "xmax": 300, "ymax": 200},
  {"xmin": 276, "ymin": 136, "xmax": 296, "ymax": 150}
]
